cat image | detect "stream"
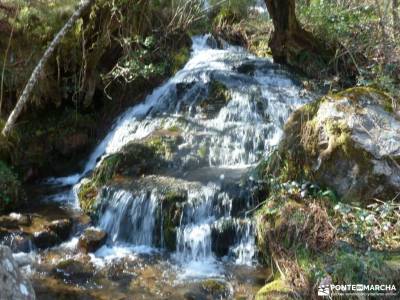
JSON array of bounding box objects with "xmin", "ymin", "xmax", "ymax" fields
[{"xmin": 6, "ymin": 35, "xmax": 311, "ymax": 299}]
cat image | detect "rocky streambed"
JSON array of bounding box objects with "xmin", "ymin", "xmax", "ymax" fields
[{"xmin": 1, "ymin": 34, "xmax": 400, "ymax": 300}]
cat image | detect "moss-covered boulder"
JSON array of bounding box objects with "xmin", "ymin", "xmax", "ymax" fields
[
  {"xmin": 77, "ymin": 129, "xmax": 186, "ymax": 214},
  {"xmin": 267, "ymin": 87, "xmax": 400, "ymax": 203},
  {"xmin": 77, "ymin": 142, "xmax": 163, "ymax": 214},
  {"xmin": 0, "ymin": 161, "xmax": 24, "ymax": 213}
]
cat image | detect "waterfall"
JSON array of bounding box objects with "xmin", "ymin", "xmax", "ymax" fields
[
  {"xmin": 97, "ymin": 188, "xmax": 158, "ymax": 245},
  {"xmin": 43, "ymin": 34, "xmax": 311, "ymax": 279}
]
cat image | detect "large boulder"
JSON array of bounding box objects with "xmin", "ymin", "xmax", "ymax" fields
[
  {"xmin": 268, "ymin": 87, "xmax": 400, "ymax": 203},
  {"xmin": 0, "ymin": 245, "xmax": 36, "ymax": 300}
]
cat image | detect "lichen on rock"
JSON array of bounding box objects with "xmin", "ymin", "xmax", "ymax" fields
[{"xmin": 265, "ymin": 87, "xmax": 400, "ymax": 203}]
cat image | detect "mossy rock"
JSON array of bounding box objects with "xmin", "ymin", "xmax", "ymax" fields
[
  {"xmin": 201, "ymin": 279, "xmax": 229, "ymax": 298},
  {"xmin": 53, "ymin": 258, "xmax": 95, "ymax": 284},
  {"xmin": 160, "ymin": 190, "xmax": 186, "ymax": 251},
  {"xmin": 0, "ymin": 160, "xmax": 24, "ymax": 214},
  {"xmin": 256, "ymin": 278, "xmax": 294, "ymax": 300},
  {"xmin": 77, "ymin": 142, "xmax": 163, "ymax": 214},
  {"xmin": 78, "ymin": 180, "xmax": 98, "ymax": 215},
  {"xmin": 265, "ymin": 87, "xmax": 400, "ymax": 204},
  {"xmin": 170, "ymin": 46, "xmax": 190, "ymax": 75},
  {"xmin": 198, "ymin": 80, "xmax": 231, "ymax": 118}
]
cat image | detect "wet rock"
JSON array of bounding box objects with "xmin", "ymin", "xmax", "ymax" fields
[
  {"xmin": 0, "ymin": 214, "xmax": 31, "ymax": 229},
  {"xmin": 176, "ymin": 81, "xmax": 196, "ymax": 99},
  {"xmin": 235, "ymin": 61, "xmax": 256, "ymax": 75},
  {"xmin": 45, "ymin": 219, "xmax": 72, "ymax": 241},
  {"xmin": 198, "ymin": 80, "xmax": 231, "ymax": 118},
  {"xmin": 0, "ymin": 216, "xmax": 20, "ymax": 229},
  {"xmin": 0, "ymin": 245, "xmax": 36, "ymax": 300},
  {"xmin": 33, "ymin": 230, "xmax": 59, "ymax": 250},
  {"xmin": 211, "ymin": 220, "xmax": 237, "ymax": 257},
  {"xmin": 158, "ymin": 190, "xmax": 186, "ymax": 251},
  {"xmin": 78, "ymin": 228, "xmax": 107, "ymax": 253},
  {"xmin": 53, "ymin": 259, "xmax": 95, "ymax": 283},
  {"xmin": 201, "ymin": 279, "xmax": 230, "ymax": 299},
  {"xmin": 271, "ymin": 87, "xmax": 400, "ymax": 203},
  {"xmin": 1, "ymin": 232, "xmax": 33, "ymax": 253}
]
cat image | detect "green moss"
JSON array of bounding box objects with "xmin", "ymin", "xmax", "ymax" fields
[
  {"xmin": 262, "ymin": 87, "xmax": 397, "ymax": 203},
  {"xmin": 335, "ymin": 87, "xmax": 396, "ymax": 113},
  {"xmin": 77, "ymin": 142, "xmax": 163, "ymax": 214},
  {"xmin": 256, "ymin": 278, "xmax": 292, "ymax": 300},
  {"xmin": 92, "ymin": 154, "xmax": 122, "ymax": 186},
  {"xmin": 78, "ymin": 181, "xmax": 98, "ymax": 214},
  {"xmin": 328, "ymin": 249, "xmax": 395, "ymax": 286},
  {"xmin": 209, "ymin": 81, "xmax": 231, "ymax": 103},
  {"xmin": 167, "ymin": 125, "xmax": 181, "ymax": 133},
  {"xmin": 197, "ymin": 144, "xmax": 208, "ymax": 159},
  {"xmin": 161, "ymin": 190, "xmax": 186, "ymax": 251},
  {"xmin": 145, "ymin": 134, "xmax": 182, "ymax": 161},
  {"xmin": 170, "ymin": 46, "xmax": 190, "ymax": 75},
  {"xmin": 201, "ymin": 279, "xmax": 227, "ymax": 295},
  {"xmin": 198, "ymin": 80, "xmax": 231, "ymax": 118}
]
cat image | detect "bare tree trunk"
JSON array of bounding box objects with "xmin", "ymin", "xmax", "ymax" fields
[
  {"xmin": 264, "ymin": 0, "xmax": 333, "ymax": 71},
  {"xmin": 1, "ymin": 0, "xmax": 95, "ymax": 136}
]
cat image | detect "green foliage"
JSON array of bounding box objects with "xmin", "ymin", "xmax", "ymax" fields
[
  {"xmin": 329, "ymin": 250, "xmax": 394, "ymax": 285},
  {"xmin": 0, "ymin": 160, "xmax": 23, "ymax": 213},
  {"xmin": 8, "ymin": 0, "xmax": 79, "ymax": 42},
  {"xmin": 298, "ymin": 3, "xmax": 377, "ymax": 44},
  {"xmin": 103, "ymin": 35, "xmax": 167, "ymax": 85},
  {"xmin": 334, "ymin": 201, "xmax": 400, "ymax": 250},
  {"xmin": 211, "ymin": 0, "xmax": 256, "ymax": 26},
  {"xmin": 170, "ymin": 46, "xmax": 190, "ymax": 75},
  {"xmin": 297, "ymin": 1, "xmax": 400, "ymax": 97}
]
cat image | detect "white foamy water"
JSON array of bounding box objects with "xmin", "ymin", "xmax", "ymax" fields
[{"xmin": 41, "ymin": 34, "xmax": 311, "ymax": 279}]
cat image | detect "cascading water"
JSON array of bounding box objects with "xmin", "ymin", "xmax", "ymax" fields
[{"xmin": 42, "ymin": 34, "xmax": 311, "ymax": 281}]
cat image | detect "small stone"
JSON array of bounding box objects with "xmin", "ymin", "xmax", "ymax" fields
[
  {"xmin": 53, "ymin": 259, "xmax": 94, "ymax": 284},
  {"xmin": 78, "ymin": 228, "xmax": 107, "ymax": 253},
  {"xmin": 45, "ymin": 219, "xmax": 72, "ymax": 241},
  {"xmin": 33, "ymin": 230, "xmax": 59, "ymax": 249}
]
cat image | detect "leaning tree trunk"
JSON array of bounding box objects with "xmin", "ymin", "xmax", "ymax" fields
[
  {"xmin": 264, "ymin": 0, "xmax": 333, "ymax": 75},
  {"xmin": 1, "ymin": 0, "xmax": 95, "ymax": 136}
]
